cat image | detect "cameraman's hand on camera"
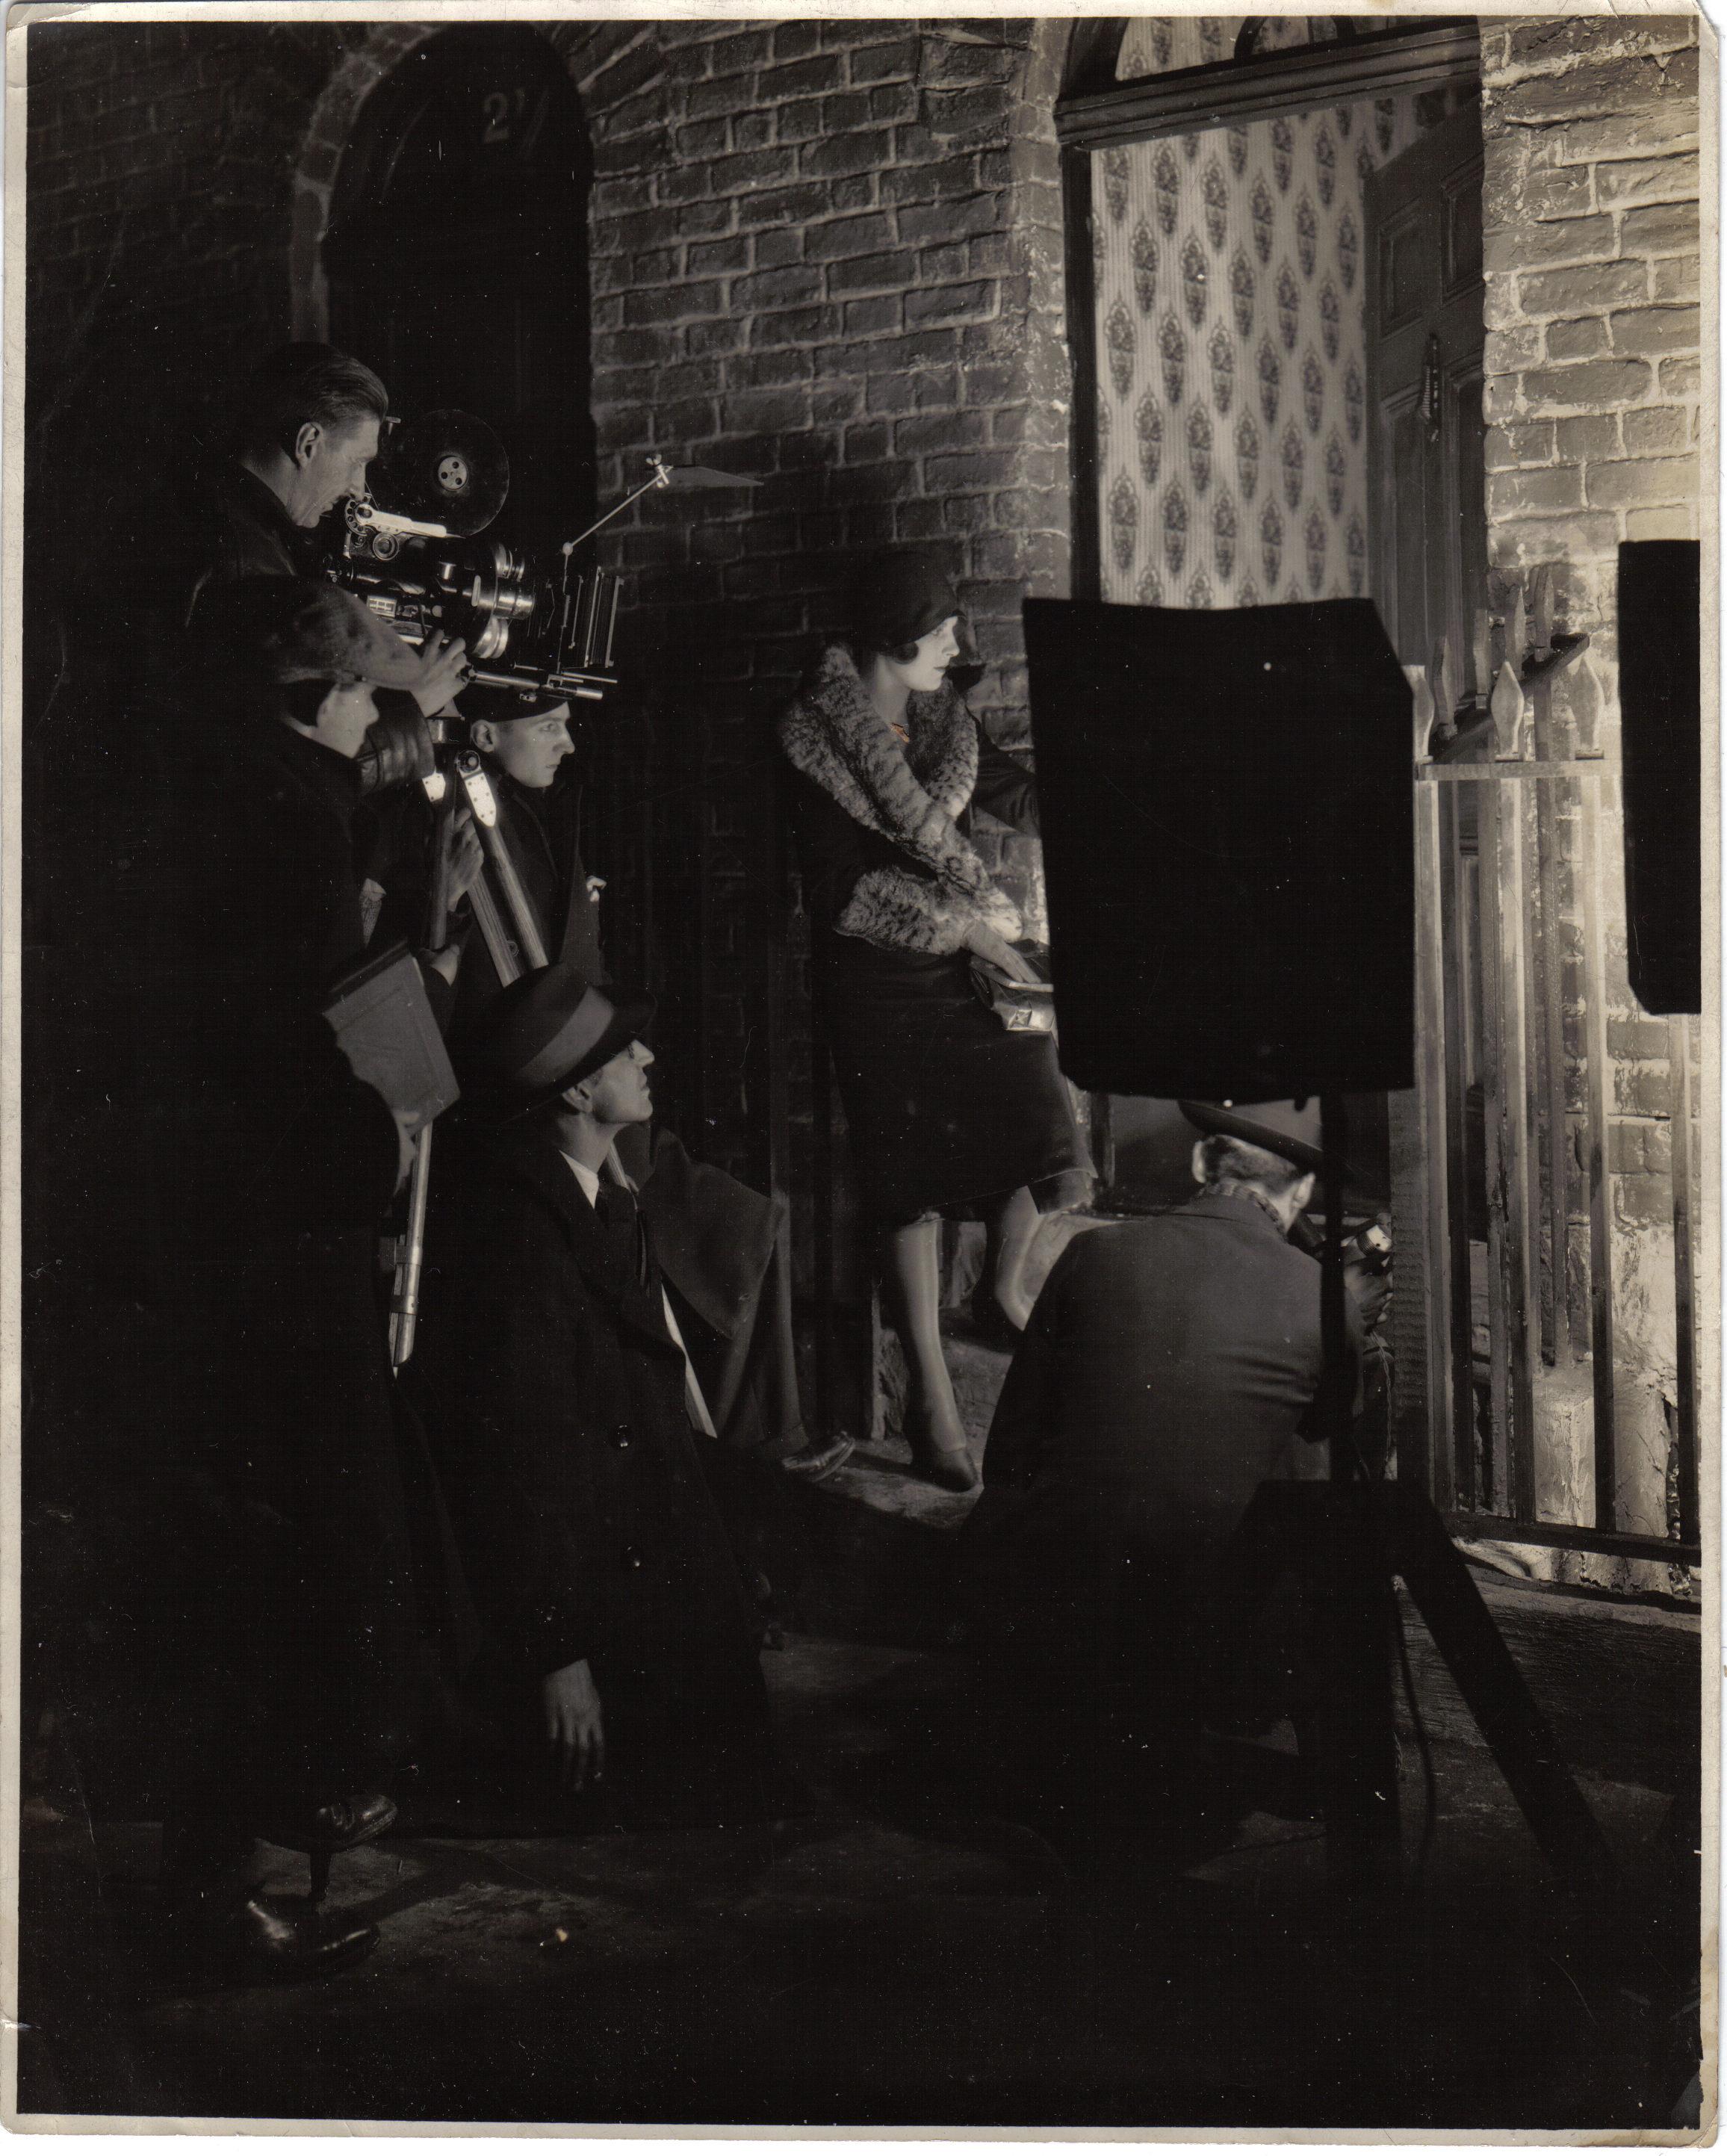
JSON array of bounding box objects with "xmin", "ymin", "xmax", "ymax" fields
[
  {"xmin": 963, "ymin": 923, "xmax": 1041, "ymax": 984},
  {"xmin": 412, "ymin": 632, "xmax": 470, "ymax": 718}
]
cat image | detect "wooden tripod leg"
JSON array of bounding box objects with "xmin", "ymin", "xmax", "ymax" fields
[
  {"xmin": 1221, "ymin": 1484, "xmax": 1400, "ymax": 1882},
  {"xmin": 1386, "ymin": 1485, "xmax": 1619, "ymax": 1896},
  {"xmin": 1305, "ymin": 1554, "xmax": 1403, "ymax": 1880},
  {"xmin": 1293, "ymin": 1487, "xmax": 1403, "ymax": 1882}
]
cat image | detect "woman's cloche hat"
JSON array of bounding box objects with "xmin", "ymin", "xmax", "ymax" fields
[{"xmin": 849, "ymin": 548, "xmax": 963, "ymax": 654}]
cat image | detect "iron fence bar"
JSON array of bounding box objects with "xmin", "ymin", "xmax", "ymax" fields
[
  {"xmin": 1439, "ymin": 781, "xmax": 1480, "ymax": 1511},
  {"xmin": 1420, "ymin": 759, "xmax": 1607, "ymax": 781},
  {"xmin": 1445, "ymin": 1511, "xmax": 1698, "ymax": 1570},
  {"xmin": 1578, "ymin": 776, "xmax": 1618, "ymax": 1532},
  {"xmin": 1501, "ymin": 774, "xmax": 1539, "ymax": 1520},
  {"xmin": 1409, "ymin": 781, "xmax": 1452, "ymax": 1505},
  {"xmin": 1669, "ymin": 1013, "xmax": 1700, "ymax": 1549}
]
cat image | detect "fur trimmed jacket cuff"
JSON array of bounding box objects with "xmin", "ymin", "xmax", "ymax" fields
[
  {"xmin": 837, "ymin": 864, "xmax": 1022, "ymax": 955},
  {"xmin": 779, "ymin": 642, "xmax": 1024, "ymax": 956}
]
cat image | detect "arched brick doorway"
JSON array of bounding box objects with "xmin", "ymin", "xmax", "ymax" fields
[{"xmin": 321, "ymin": 24, "xmax": 595, "ymax": 554}]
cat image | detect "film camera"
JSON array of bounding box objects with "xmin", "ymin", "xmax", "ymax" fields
[
  {"xmin": 338, "ymin": 409, "xmax": 757, "ymax": 796},
  {"xmin": 335, "ymin": 407, "xmax": 620, "ymax": 709}
]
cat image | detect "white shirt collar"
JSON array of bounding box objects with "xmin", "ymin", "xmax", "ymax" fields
[
  {"xmin": 561, "ymin": 1150, "xmax": 635, "ymax": 1206},
  {"xmin": 562, "ymin": 1154, "xmax": 603, "ymax": 1207}
]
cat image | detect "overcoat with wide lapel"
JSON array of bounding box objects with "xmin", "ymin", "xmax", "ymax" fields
[
  {"xmin": 416, "ymin": 1121, "xmax": 772, "ymax": 1818},
  {"xmin": 123, "ymin": 709, "xmax": 421, "ymax": 1813}
]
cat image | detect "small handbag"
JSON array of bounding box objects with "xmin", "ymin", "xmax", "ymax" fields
[{"xmin": 969, "ymin": 943, "xmax": 1058, "ymax": 1035}]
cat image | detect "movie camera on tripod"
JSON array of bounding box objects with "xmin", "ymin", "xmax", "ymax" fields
[
  {"xmin": 338, "ymin": 407, "xmax": 757, "ymax": 796},
  {"xmin": 337, "ymin": 407, "xmax": 619, "ymax": 710}
]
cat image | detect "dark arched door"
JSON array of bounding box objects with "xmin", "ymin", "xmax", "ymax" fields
[{"xmin": 323, "ymin": 26, "xmax": 593, "ymax": 557}]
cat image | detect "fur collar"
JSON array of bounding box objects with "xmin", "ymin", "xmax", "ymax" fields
[
  {"xmin": 779, "ymin": 643, "xmax": 990, "ymax": 899},
  {"xmin": 778, "ymin": 643, "xmax": 1022, "ymax": 955}
]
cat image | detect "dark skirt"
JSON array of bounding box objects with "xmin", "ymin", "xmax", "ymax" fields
[{"xmin": 821, "ymin": 938, "xmax": 1086, "ymax": 1225}]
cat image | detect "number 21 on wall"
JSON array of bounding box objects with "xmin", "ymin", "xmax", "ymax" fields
[{"xmin": 481, "ymin": 87, "xmax": 529, "ymax": 144}]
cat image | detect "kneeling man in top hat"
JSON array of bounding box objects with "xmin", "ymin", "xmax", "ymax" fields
[
  {"xmin": 961, "ymin": 1098, "xmax": 1371, "ymax": 1839},
  {"xmin": 416, "ymin": 963, "xmax": 776, "ymax": 1826}
]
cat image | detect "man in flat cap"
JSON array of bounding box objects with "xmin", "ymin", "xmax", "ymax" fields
[
  {"xmin": 451, "ymin": 682, "xmax": 606, "ymax": 1010},
  {"xmin": 117, "ymin": 580, "xmax": 480, "ymax": 1983},
  {"xmin": 961, "ymin": 1098, "xmax": 1375, "ymax": 1845},
  {"xmin": 359, "ymin": 680, "xmax": 603, "ymax": 1021},
  {"xmin": 415, "ymin": 962, "xmax": 778, "ymax": 1827}
]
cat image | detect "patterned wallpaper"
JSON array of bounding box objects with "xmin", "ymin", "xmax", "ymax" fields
[{"xmin": 1091, "ymin": 87, "xmax": 1424, "ymax": 610}]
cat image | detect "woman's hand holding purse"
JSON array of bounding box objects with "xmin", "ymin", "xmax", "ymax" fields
[{"xmin": 963, "ymin": 922, "xmax": 1042, "ymax": 985}]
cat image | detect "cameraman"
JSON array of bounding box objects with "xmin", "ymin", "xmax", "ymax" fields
[
  {"xmin": 959, "ymin": 1100, "xmax": 1382, "ymax": 1850},
  {"xmin": 127, "ymin": 343, "xmax": 468, "ymax": 720}
]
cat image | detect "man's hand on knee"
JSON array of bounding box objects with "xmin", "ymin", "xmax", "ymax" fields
[{"xmin": 542, "ymin": 1658, "xmax": 605, "ymax": 1791}]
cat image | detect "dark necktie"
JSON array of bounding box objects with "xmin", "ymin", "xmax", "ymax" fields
[{"xmin": 595, "ymin": 1177, "xmax": 648, "ymax": 1287}]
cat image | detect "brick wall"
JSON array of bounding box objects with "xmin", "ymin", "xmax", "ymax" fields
[{"xmin": 1479, "ymin": 15, "xmax": 1705, "ymax": 1557}]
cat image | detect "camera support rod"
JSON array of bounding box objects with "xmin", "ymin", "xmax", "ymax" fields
[{"xmin": 559, "ymin": 456, "xmax": 675, "ymax": 559}]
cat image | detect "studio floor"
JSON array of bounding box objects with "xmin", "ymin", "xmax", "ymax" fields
[{"xmin": 18, "ymin": 1413, "xmax": 1706, "ymax": 2133}]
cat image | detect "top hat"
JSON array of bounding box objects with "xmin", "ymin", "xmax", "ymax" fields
[
  {"xmin": 453, "ymin": 961, "xmax": 655, "ymax": 1117},
  {"xmin": 197, "ymin": 577, "xmax": 429, "ymax": 690},
  {"xmin": 1177, "ymin": 1097, "xmax": 1324, "ymax": 1174}
]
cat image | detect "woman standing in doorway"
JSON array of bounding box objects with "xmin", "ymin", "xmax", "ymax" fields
[{"xmin": 779, "ymin": 551, "xmax": 1086, "ymax": 1490}]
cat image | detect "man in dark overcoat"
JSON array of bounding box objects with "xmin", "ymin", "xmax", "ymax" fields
[
  {"xmin": 961, "ymin": 1100, "xmax": 1370, "ymax": 1838},
  {"xmin": 125, "ymin": 580, "xmax": 459, "ymax": 1983},
  {"xmin": 415, "ymin": 963, "xmax": 778, "ymax": 1827}
]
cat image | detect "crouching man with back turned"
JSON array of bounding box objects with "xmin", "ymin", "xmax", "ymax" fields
[
  {"xmin": 960, "ymin": 1099, "xmax": 1374, "ymax": 1848},
  {"xmin": 416, "ymin": 963, "xmax": 778, "ymax": 1827}
]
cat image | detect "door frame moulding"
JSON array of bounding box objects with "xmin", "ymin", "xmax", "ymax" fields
[{"xmin": 1056, "ymin": 19, "xmax": 1481, "ymax": 149}]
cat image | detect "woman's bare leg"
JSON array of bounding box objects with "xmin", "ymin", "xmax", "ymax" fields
[
  {"xmin": 982, "ymin": 1185, "xmax": 1041, "ymax": 1333},
  {"xmin": 881, "ymin": 1219, "xmax": 976, "ymax": 1484}
]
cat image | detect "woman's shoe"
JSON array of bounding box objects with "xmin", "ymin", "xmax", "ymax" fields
[
  {"xmin": 780, "ymin": 1431, "xmax": 856, "ymax": 1483},
  {"xmin": 904, "ymin": 1409, "xmax": 982, "ymax": 1493}
]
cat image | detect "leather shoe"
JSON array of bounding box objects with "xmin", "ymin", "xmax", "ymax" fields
[
  {"xmin": 904, "ymin": 1410, "xmax": 982, "ymax": 1493},
  {"xmin": 917, "ymin": 1446, "xmax": 982, "ymax": 1494},
  {"xmin": 779, "ymin": 1431, "xmax": 855, "ymax": 1484},
  {"xmin": 260, "ymin": 1791, "xmax": 397, "ymax": 1855},
  {"xmin": 173, "ymin": 1893, "xmax": 378, "ymax": 1990}
]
